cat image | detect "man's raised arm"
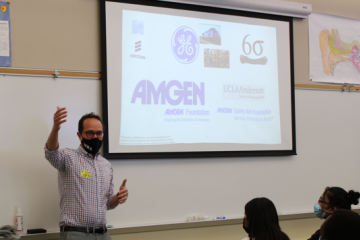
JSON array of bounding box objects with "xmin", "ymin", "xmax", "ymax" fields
[{"xmin": 46, "ymin": 107, "xmax": 67, "ymax": 151}]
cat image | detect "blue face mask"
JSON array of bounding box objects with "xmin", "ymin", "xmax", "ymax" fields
[{"xmin": 314, "ymin": 202, "xmax": 328, "ymax": 219}]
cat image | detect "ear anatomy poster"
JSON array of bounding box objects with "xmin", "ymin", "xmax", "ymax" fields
[{"xmin": 309, "ymin": 13, "xmax": 360, "ymax": 84}]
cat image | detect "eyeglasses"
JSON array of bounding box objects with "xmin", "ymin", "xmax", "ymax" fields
[
  {"xmin": 318, "ymin": 200, "xmax": 330, "ymax": 205},
  {"xmin": 83, "ymin": 131, "xmax": 104, "ymax": 139}
]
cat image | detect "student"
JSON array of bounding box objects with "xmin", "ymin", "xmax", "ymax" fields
[
  {"xmin": 320, "ymin": 209, "xmax": 360, "ymax": 240},
  {"xmin": 242, "ymin": 198, "xmax": 289, "ymax": 240},
  {"xmin": 309, "ymin": 187, "xmax": 360, "ymax": 240}
]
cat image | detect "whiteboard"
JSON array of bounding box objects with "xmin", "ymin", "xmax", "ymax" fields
[{"xmin": 0, "ymin": 75, "xmax": 359, "ymax": 232}]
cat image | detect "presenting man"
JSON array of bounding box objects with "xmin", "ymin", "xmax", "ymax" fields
[{"xmin": 45, "ymin": 107, "xmax": 128, "ymax": 240}]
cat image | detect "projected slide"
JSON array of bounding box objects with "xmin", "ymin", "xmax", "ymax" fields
[
  {"xmin": 104, "ymin": 0, "xmax": 294, "ymax": 156},
  {"xmin": 119, "ymin": 11, "xmax": 280, "ymax": 146}
]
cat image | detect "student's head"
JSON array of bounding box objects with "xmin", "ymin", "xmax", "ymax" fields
[
  {"xmin": 315, "ymin": 187, "xmax": 360, "ymax": 219},
  {"xmin": 320, "ymin": 209, "xmax": 360, "ymax": 240},
  {"xmin": 244, "ymin": 198, "xmax": 289, "ymax": 240}
]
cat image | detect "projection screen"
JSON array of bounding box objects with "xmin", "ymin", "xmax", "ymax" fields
[{"xmin": 101, "ymin": 0, "xmax": 296, "ymax": 159}]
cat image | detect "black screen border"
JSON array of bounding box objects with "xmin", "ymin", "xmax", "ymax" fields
[{"xmin": 100, "ymin": 0, "xmax": 296, "ymax": 159}]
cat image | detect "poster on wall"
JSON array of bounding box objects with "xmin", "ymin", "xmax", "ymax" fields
[
  {"xmin": 309, "ymin": 13, "xmax": 360, "ymax": 84},
  {"xmin": 0, "ymin": 1, "xmax": 11, "ymax": 67}
]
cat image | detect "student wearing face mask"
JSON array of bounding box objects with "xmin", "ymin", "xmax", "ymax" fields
[
  {"xmin": 309, "ymin": 187, "xmax": 360, "ymax": 240},
  {"xmin": 242, "ymin": 198, "xmax": 289, "ymax": 240},
  {"xmin": 44, "ymin": 107, "xmax": 129, "ymax": 240}
]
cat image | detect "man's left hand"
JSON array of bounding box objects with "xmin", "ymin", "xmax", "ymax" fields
[{"xmin": 116, "ymin": 179, "xmax": 128, "ymax": 204}]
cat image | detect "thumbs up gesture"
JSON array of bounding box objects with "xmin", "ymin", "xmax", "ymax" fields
[{"xmin": 116, "ymin": 179, "xmax": 128, "ymax": 204}]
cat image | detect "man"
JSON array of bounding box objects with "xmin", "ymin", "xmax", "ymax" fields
[
  {"xmin": 320, "ymin": 209, "xmax": 360, "ymax": 240},
  {"xmin": 45, "ymin": 107, "xmax": 128, "ymax": 240}
]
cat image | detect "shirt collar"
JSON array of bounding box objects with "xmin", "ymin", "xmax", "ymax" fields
[{"xmin": 77, "ymin": 144, "xmax": 101, "ymax": 159}]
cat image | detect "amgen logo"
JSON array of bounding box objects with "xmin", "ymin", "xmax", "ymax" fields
[
  {"xmin": 171, "ymin": 26, "xmax": 199, "ymax": 64},
  {"xmin": 131, "ymin": 80, "xmax": 205, "ymax": 106}
]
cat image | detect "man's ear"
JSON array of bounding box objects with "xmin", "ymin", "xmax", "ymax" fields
[{"xmin": 77, "ymin": 132, "xmax": 82, "ymax": 141}]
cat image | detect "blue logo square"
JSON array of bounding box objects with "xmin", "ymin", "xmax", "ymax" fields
[{"xmin": 132, "ymin": 20, "xmax": 144, "ymax": 35}]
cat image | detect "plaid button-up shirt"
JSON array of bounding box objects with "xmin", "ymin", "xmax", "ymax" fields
[{"xmin": 45, "ymin": 145, "xmax": 116, "ymax": 227}]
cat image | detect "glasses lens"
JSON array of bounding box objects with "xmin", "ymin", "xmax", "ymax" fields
[
  {"xmin": 85, "ymin": 131, "xmax": 95, "ymax": 138},
  {"xmin": 319, "ymin": 200, "xmax": 330, "ymax": 205},
  {"xmin": 85, "ymin": 131, "xmax": 103, "ymax": 139}
]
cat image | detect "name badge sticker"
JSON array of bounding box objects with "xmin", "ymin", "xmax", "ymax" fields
[{"xmin": 80, "ymin": 170, "xmax": 91, "ymax": 178}]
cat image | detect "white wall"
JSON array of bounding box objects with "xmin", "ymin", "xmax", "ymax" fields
[
  {"xmin": 1, "ymin": 0, "xmax": 360, "ymax": 239},
  {"xmin": 0, "ymin": 75, "xmax": 101, "ymax": 231},
  {"xmin": 1, "ymin": 75, "xmax": 359, "ymax": 232}
]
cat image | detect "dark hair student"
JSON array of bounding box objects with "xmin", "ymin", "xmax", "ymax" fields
[
  {"xmin": 308, "ymin": 187, "xmax": 360, "ymax": 240},
  {"xmin": 242, "ymin": 198, "xmax": 289, "ymax": 240},
  {"xmin": 320, "ymin": 209, "xmax": 360, "ymax": 240}
]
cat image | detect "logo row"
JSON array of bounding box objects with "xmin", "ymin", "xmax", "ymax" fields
[{"xmin": 131, "ymin": 21, "xmax": 267, "ymax": 67}]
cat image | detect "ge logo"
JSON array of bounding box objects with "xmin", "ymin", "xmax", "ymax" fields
[
  {"xmin": 171, "ymin": 26, "xmax": 199, "ymax": 64},
  {"xmin": 240, "ymin": 34, "xmax": 267, "ymax": 65}
]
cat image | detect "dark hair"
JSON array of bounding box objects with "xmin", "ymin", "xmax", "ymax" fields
[
  {"xmin": 323, "ymin": 187, "xmax": 360, "ymax": 210},
  {"xmin": 78, "ymin": 112, "xmax": 103, "ymax": 133},
  {"xmin": 245, "ymin": 198, "xmax": 289, "ymax": 240},
  {"xmin": 320, "ymin": 209, "xmax": 360, "ymax": 240}
]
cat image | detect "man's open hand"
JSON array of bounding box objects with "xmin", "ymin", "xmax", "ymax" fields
[{"xmin": 53, "ymin": 107, "xmax": 67, "ymax": 131}]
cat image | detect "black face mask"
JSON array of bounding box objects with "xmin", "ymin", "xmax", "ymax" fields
[
  {"xmin": 82, "ymin": 137, "xmax": 102, "ymax": 155},
  {"xmin": 243, "ymin": 219, "xmax": 249, "ymax": 234}
]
